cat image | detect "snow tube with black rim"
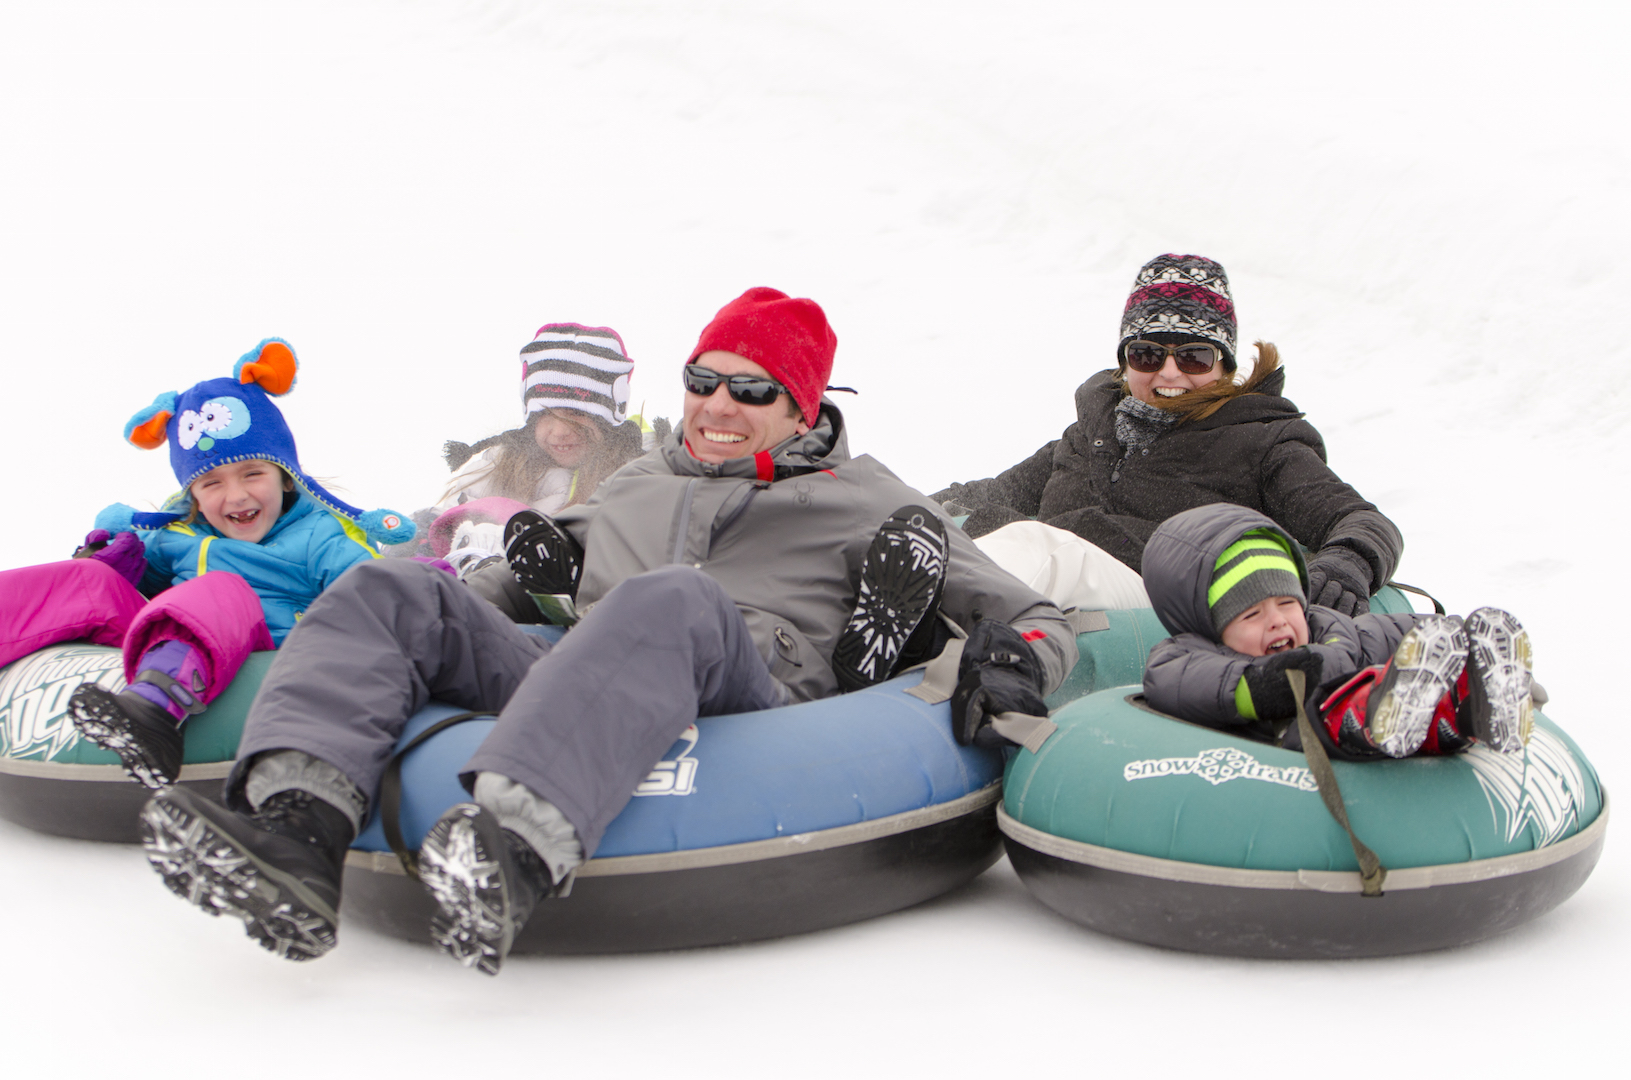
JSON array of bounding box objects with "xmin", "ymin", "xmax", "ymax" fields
[
  {"xmin": 343, "ymin": 676, "xmax": 1005, "ymax": 953},
  {"xmin": 1000, "ymin": 688, "xmax": 1607, "ymax": 958},
  {"xmin": 0, "ymin": 643, "xmax": 275, "ymax": 842},
  {"xmin": 0, "ymin": 639, "xmax": 1008, "ymax": 951},
  {"xmin": 1, "ymin": 599, "xmax": 1165, "ymax": 849}
]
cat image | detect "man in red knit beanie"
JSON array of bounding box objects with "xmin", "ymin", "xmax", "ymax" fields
[
  {"xmin": 689, "ymin": 286, "xmax": 837, "ymax": 425},
  {"xmin": 141, "ymin": 286, "xmax": 1076, "ymax": 976}
]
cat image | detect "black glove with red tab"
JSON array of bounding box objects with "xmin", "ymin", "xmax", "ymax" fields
[
  {"xmin": 951, "ymin": 620, "xmax": 1049, "ymax": 748},
  {"xmin": 1240, "ymin": 647, "xmax": 1325, "ymax": 721}
]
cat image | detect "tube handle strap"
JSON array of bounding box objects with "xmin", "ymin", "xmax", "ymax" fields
[
  {"xmin": 1287, "ymin": 670, "xmax": 1387, "ymax": 897},
  {"xmin": 1384, "ymin": 580, "xmax": 1446, "ymax": 616},
  {"xmin": 378, "ymin": 710, "xmax": 498, "ymax": 879}
]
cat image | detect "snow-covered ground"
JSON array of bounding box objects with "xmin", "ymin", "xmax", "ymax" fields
[{"xmin": 1, "ymin": 1, "xmax": 1626, "ymax": 1074}]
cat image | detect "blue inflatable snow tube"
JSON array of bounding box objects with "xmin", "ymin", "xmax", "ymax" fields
[
  {"xmin": 354, "ymin": 676, "xmax": 1002, "ymax": 857},
  {"xmin": 342, "ymin": 666, "xmax": 1006, "ymax": 954}
]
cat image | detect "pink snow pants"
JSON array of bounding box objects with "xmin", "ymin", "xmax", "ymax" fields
[{"xmin": 0, "ymin": 560, "xmax": 274, "ymax": 705}]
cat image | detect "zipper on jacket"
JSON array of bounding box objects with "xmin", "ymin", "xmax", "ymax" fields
[
  {"xmin": 709, "ymin": 481, "xmax": 769, "ymax": 555},
  {"xmin": 773, "ymin": 626, "xmax": 802, "ymax": 667},
  {"xmin": 669, "ymin": 477, "xmax": 701, "ymax": 565}
]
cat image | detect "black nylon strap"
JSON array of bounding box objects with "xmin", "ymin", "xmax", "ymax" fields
[
  {"xmin": 378, "ymin": 711, "xmax": 497, "ymax": 878},
  {"xmin": 1287, "ymin": 670, "xmax": 1387, "ymax": 897},
  {"xmin": 1384, "ymin": 580, "xmax": 1446, "ymax": 616}
]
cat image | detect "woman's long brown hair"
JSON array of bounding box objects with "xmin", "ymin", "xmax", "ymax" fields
[{"xmin": 1126, "ymin": 340, "xmax": 1282, "ymax": 424}]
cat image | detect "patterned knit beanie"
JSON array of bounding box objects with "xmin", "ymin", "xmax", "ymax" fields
[
  {"xmin": 110, "ymin": 339, "xmax": 415, "ymax": 545},
  {"xmin": 1119, "ymin": 254, "xmax": 1238, "ymax": 371},
  {"xmin": 521, "ymin": 323, "xmax": 635, "ymax": 426},
  {"xmin": 1209, "ymin": 528, "xmax": 1305, "ymax": 636},
  {"xmin": 689, "ymin": 287, "xmax": 837, "ymax": 424}
]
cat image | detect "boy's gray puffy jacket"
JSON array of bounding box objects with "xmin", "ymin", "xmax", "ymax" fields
[
  {"xmin": 1141, "ymin": 503, "xmax": 1418, "ymax": 741},
  {"xmin": 555, "ymin": 402, "xmax": 1078, "ymax": 703}
]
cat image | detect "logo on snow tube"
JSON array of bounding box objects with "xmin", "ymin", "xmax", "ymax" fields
[
  {"xmin": 1123, "ymin": 746, "xmax": 1319, "ymax": 793},
  {"xmin": 632, "ymin": 723, "xmax": 699, "ymax": 797},
  {"xmin": 1464, "ymin": 730, "xmax": 1587, "ymax": 847},
  {"xmin": 0, "ymin": 647, "xmax": 126, "ymax": 760}
]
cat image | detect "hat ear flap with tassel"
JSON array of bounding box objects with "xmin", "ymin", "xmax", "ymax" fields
[{"xmin": 124, "ymin": 392, "xmax": 179, "ymax": 450}]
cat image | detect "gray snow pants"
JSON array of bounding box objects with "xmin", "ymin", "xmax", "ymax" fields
[{"xmin": 228, "ymin": 559, "xmax": 785, "ymax": 855}]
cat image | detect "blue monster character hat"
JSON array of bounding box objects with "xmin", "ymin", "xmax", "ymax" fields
[{"xmin": 113, "ymin": 339, "xmax": 415, "ymax": 545}]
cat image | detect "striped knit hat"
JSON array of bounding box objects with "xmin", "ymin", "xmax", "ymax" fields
[
  {"xmin": 1209, "ymin": 529, "xmax": 1305, "ymax": 636},
  {"xmin": 1119, "ymin": 254, "xmax": 1238, "ymax": 371},
  {"xmin": 521, "ymin": 323, "xmax": 635, "ymax": 426}
]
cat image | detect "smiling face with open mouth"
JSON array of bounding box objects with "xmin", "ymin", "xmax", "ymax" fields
[
  {"xmin": 532, "ymin": 410, "xmax": 606, "ymax": 469},
  {"xmin": 1122, "ymin": 340, "xmax": 1224, "ymax": 405},
  {"xmin": 190, "ymin": 458, "xmax": 293, "ymax": 544},
  {"xmin": 1221, "ymin": 595, "xmax": 1310, "ymax": 658},
  {"xmin": 682, "ymin": 350, "xmax": 809, "ymax": 465}
]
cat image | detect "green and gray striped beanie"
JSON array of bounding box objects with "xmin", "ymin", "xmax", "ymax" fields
[{"xmin": 1209, "ymin": 529, "xmax": 1304, "ymax": 636}]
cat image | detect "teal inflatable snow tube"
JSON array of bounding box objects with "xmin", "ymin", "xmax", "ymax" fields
[{"xmin": 1001, "ymin": 688, "xmax": 1607, "ymax": 957}]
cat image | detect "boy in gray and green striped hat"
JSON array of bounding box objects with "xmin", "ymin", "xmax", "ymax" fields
[{"xmin": 1140, "ymin": 503, "xmax": 1537, "ymax": 761}]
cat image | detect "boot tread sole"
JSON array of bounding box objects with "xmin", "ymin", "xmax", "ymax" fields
[
  {"xmin": 139, "ymin": 793, "xmax": 338, "ymax": 962},
  {"xmin": 831, "ymin": 508, "xmax": 948, "ymax": 692},
  {"xmin": 420, "ymin": 804, "xmax": 516, "ymax": 976},
  {"xmin": 1369, "ymin": 618, "xmax": 1468, "ymax": 758},
  {"xmin": 67, "ymin": 684, "xmax": 179, "ymax": 791},
  {"xmin": 1465, "ymin": 607, "xmax": 1534, "ymax": 753}
]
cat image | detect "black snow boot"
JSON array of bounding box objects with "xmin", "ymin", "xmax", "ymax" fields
[
  {"xmin": 503, "ymin": 510, "xmax": 584, "ymax": 597},
  {"xmin": 140, "ymin": 786, "xmax": 354, "ymax": 961},
  {"xmin": 419, "ymin": 802, "xmax": 554, "ymax": 976},
  {"xmin": 831, "ymin": 505, "xmax": 948, "ymax": 693},
  {"xmin": 67, "ymin": 684, "xmax": 185, "ymax": 790}
]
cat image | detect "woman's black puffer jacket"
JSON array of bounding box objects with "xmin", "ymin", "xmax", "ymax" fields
[{"xmin": 933, "ymin": 368, "xmax": 1402, "ymax": 599}]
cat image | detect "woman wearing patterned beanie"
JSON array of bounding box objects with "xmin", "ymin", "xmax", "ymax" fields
[
  {"xmin": 397, "ymin": 324, "xmax": 668, "ymax": 573},
  {"xmin": 934, "ymin": 254, "xmax": 1401, "ymax": 617}
]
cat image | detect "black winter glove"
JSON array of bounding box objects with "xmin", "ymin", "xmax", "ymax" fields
[
  {"xmin": 503, "ymin": 511, "xmax": 584, "ymax": 598},
  {"xmin": 951, "ymin": 620, "xmax": 1049, "ymax": 747},
  {"xmin": 1304, "ymin": 546, "xmax": 1373, "ymax": 617},
  {"xmin": 1240, "ymin": 648, "xmax": 1325, "ymax": 722}
]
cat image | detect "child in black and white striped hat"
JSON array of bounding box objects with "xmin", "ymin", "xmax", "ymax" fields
[
  {"xmin": 521, "ymin": 322, "xmax": 635, "ymax": 427},
  {"xmin": 417, "ymin": 324, "xmax": 669, "ymax": 573}
]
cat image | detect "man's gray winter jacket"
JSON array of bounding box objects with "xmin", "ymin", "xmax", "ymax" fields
[
  {"xmin": 1141, "ymin": 503, "xmax": 1417, "ymax": 741},
  {"xmin": 556, "ymin": 402, "xmax": 1078, "ymax": 702}
]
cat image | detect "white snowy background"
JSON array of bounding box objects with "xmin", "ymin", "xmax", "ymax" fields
[{"xmin": 1, "ymin": 0, "xmax": 1626, "ymax": 1075}]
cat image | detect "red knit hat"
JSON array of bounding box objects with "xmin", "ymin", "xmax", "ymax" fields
[{"xmin": 688, "ymin": 287, "xmax": 837, "ymax": 424}]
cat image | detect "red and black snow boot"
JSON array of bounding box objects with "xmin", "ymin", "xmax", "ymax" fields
[{"xmin": 1317, "ymin": 615, "xmax": 1470, "ymax": 760}]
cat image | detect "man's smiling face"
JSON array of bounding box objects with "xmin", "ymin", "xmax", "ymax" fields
[{"xmin": 682, "ymin": 350, "xmax": 809, "ymax": 464}]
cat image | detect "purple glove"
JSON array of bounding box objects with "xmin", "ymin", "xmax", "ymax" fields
[
  {"xmin": 410, "ymin": 555, "xmax": 458, "ymax": 576},
  {"xmin": 73, "ymin": 529, "xmax": 147, "ymax": 587}
]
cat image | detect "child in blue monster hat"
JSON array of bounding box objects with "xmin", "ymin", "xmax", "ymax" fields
[{"xmin": 0, "ymin": 339, "xmax": 413, "ymax": 789}]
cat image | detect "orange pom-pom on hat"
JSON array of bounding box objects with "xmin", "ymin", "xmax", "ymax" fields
[{"xmin": 237, "ymin": 339, "xmax": 298, "ymax": 395}]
